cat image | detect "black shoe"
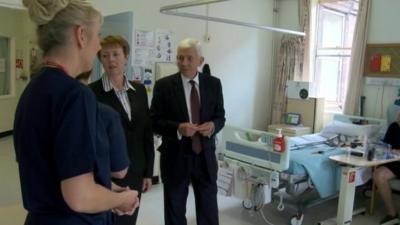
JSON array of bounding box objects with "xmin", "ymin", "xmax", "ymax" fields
[{"xmin": 380, "ymin": 213, "xmax": 399, "ymax": 224}]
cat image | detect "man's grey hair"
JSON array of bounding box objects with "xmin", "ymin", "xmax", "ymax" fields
[{"xmin": 177, "ymin": 38, "xmax": 203, "ymax": 57}]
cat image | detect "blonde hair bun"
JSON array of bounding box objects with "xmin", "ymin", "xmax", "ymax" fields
[{"xmin": 23, "ymin": 0, "xmax": 70, "ymax": 25}]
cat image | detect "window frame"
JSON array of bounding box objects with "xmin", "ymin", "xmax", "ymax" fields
[
  {"xmin": 0, "ymin": 34, "xmax": 16, "ymax": 99},
  {"xmin": 312, "ymin": 1, "xmax": 358, "ymax": 113}
]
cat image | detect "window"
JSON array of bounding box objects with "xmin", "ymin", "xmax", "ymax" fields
[
  {"xmin": 313, "ymin": 0, "xmax": 359, "ymax": 112},
  {"xmin": 0, "ymin": 36, "xmax": 11, "ymax": 96}
]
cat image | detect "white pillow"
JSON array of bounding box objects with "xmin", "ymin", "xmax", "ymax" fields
[{"xmin": 320, "ymin": 120, "xmax": 381, "ymax": 138}]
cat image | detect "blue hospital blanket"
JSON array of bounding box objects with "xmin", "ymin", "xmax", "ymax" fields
[{"xmin": 288, "ymin": 144, "xmax": 346, "ymax": 198}]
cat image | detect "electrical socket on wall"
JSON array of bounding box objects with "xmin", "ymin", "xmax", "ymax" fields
[{"xmin": 203, "ymin": 34, "xmax": 211, "ymax": 43}]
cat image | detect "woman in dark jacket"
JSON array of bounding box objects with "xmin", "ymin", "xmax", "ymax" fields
[{"xmin": 90, "ymin": 35, "xmax": 154, "ymax": 225}]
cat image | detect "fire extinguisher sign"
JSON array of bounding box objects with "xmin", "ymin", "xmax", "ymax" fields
[
  {"xmin": 348, "ymin": 171, "xmax": 356, "ymax": 183},
  {"xmin": 16, "ymin": 59, "xmax": 23, "ymax": 69}
]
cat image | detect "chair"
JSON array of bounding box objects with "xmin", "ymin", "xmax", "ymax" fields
[{"xmin": 368, "ymin": 105, "xmax": 400, "ymax": 224}]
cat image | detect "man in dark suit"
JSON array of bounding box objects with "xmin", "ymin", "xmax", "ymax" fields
[{"xmin": 150, "ymin": 38, "xmax": 225, "ymax": 225}]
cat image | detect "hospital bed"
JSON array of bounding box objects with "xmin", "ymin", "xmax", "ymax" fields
[{"xmin": 218, "ymin": 114, "xmax": 387, "ymax": 225}]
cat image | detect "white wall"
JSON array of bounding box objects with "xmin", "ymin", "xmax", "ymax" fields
[
  {"xmin": 0, "ymin": 0, "xmax": 278, "ymax": 132},
  {"xmin": 277, "ymin": 0, "xmax": 300, "ymax": 32},
  {"xmin": 0, "ymin": 7, "xmax": 33, "ymax": 133},
  {"xmin": 93, "ymin": 0, "xmax": 275, "ymax": 130},
  {"xmin": 363, "ymin": 0, "xmax": 400, "ymax": 119}
]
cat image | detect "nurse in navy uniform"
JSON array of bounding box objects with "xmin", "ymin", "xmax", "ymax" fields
[{"xmin": 14, "ymin": 1, "xmax": 139, "ymax": 224}]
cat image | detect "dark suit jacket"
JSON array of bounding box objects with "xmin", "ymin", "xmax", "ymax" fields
[
  {"xmin": 90, "ymin": 80, "xmax": 154, "ymax": 180},
  {"xmin": 150, "ymin": 72, "xmax": 225, "ymax": 184}
]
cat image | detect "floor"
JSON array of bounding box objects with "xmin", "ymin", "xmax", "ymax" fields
[{"xmin": 1, "ymin": 135, "xmax": 399, "ymax": 225}]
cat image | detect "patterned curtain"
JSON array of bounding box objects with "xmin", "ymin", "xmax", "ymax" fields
[
  {"xmin": 299, "ymin": 0, "xmax": 310, "ymax": 80},
  {"xmin": 271, "ymin": 36, "xmax": 304, "ymax": 124},
  {"xmin": 270, "ymin": 0, "xmax": 309, "ymax": 124}
]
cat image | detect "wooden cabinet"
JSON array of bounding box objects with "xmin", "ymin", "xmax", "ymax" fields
[{"xmin": 286, "ymin": 98, "xmax": 325, "ymax": 133}]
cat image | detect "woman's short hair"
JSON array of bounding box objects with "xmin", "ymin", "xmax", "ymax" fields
[
  {"xmin": 98, "ymin": 35, "xmax": 131, "ymax": 58},
  {"xmin": 23, "ymin": 0, "xmax": 102, "ymax": 55},
  {"xmin": 177, "ymin": 38, "xmax": 203, "ymax": 57}
]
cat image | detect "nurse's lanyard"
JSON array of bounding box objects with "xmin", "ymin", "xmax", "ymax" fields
[{"xmin": 45, "ymin": 61, "xmax": 69, "ymax": 76}]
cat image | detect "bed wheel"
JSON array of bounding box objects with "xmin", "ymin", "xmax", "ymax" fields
[
  {"xmin": 290, "ymin": 213, "xmax": 304, "ymax": 225},
  {"xmin": 242, "ymin": 199, "xmax": 253, "ymax": 210},
  {"xmin": 363, "ymin": 188, "xmax": 372, "ymax": 198}
]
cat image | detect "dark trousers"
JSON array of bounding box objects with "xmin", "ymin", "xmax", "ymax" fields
[
  {"xmin": 113, "ymin": 170, "xmax": 143, "ymax": 225},
  {"xmin": 163, "ymin": 153, "xmax": 219, "ymax": 225}
]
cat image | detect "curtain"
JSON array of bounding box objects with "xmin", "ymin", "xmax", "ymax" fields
[
  {"xmin": 299, "ymin": 0, "xmax": 310, "ymax": 81},
  {"xmin": 271, "ymin": 36, "xmax": 304, "ymax": 124},
  {"xmin": 270, "ymin": 0, "xmax": 309, "ymax": 124},
  {"xmin": 343, "ymin": 0, "xmax": 371, "ymax": 115}
]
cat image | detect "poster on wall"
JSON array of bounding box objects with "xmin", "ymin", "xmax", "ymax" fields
[
  {"xmin": 133, "ymin": 47, "xmax": 154, "ymax": 67},
  {"xmin": 133, "ymin": 29, "xmax": 175, "ymax": 98},
  {"xmin": 134, "ymin": 29, "xmax": 175, "ymax": 65},
  {"xmin": 154, "ymin": 29, "xmax": 175, "ymax": 63},
  {"xmin": 135, "ymin": 30, "xmax": 154, "ymax": 48},
  {"xmin": 133, "ymin": 30, "xmax": 155, "ymax": 85},
  {"xmin": 132, "ymin": 65, "xmax": 143, "ymax": 82}
]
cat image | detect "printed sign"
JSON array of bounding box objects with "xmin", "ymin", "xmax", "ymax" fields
[{"xmin": 348, "ymin": 171, "xmax": 356, "ymax": 183}]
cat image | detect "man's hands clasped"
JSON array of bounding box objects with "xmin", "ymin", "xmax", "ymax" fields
[{"xmin": 178, "ymin": 121, "xmax": 214, "ymax": 137}]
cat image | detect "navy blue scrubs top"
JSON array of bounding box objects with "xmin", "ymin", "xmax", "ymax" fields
[
  {"xmin": 97, "ymin": 103, "xmax": 130, "ymax": 173},
  {"xmin": 13, "ymin": 67, "xmax": 113, "ymax": 225}
]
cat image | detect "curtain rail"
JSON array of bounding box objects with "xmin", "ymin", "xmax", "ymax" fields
[{"xmin": 160, "ymin": 0, "xmax": 305, "ymax": 36}]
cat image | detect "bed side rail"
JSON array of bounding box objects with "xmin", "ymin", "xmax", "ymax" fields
[{"xmin": 221, "ymin": 125, "xmax": 292, "ymax": 171}]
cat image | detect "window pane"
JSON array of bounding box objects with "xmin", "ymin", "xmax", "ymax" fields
[
  {"xmin": 318, "ymin": 9, "xmax": 345, "ymax": 48},
  {"xmin": 314, "ymin": 1, "xmax": 359, "ymax": 112},
  {"xmin": 0, "ymin": 36, "xmax": 10, "ymax": 95},
  {"xmin": 315, "ymin": 57, "xmax": 341, "ymax": 101},
  {"xmin": 344, "ymin": 14, "xmax": 357, "ymax": 48},
  {"xmin": 316, "ymin": 48, "xmax": 351, "ymax": 56}
]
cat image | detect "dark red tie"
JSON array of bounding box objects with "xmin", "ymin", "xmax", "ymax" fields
[{"xmin": 190, "ymin": 80, "xmax": 201, "ymax": 154}]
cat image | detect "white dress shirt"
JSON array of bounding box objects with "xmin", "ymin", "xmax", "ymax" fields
[{"xmin": 101, "ymin": 74, "xmax": 135, "ymax": 121}]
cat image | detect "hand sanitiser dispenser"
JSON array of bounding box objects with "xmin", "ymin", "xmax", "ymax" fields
[{"xmin": 273, "ymin": 129, "xmax": 285, "ymax": 152}]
